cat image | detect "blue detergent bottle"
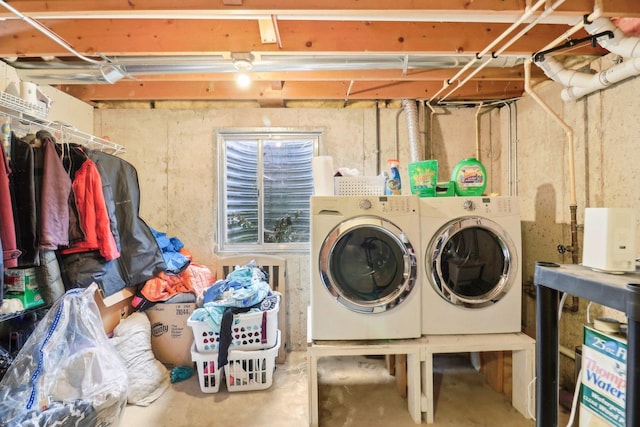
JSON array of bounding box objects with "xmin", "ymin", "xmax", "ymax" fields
[{"xmin": 385, "ymin": 159, "xmax": 402, "ymax": 195}]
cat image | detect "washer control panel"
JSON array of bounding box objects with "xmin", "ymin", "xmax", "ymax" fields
[{"xmin": 356, "ymin": 196, "xmax": 418, "ymax": 214}]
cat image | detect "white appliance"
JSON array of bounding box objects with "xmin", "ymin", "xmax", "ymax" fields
[
  {"xmin": 310, "ymin": 195, "xmax": 422, "ymax": 340},
  {"xmin": 420, "ymin": 196, "xmax": 522, "ymax": 335},
  {"xmin": 582, "ymin": 207, "xmax": 637, "ymax": 273}
]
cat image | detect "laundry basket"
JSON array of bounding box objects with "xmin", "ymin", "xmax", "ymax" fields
[
  {"xmin": 225, "ymin": 330, "xmax": 281, "ymax": 392},
  {"xmin": 334, "ymin": 176, "xmax": 386, "ymax": 196},
  {"xmin": 191, "ymin": 343, "xmax": 223, "ymax": 393},
  {"xmin": 188, "ymin": 293, "xmax": 280, "ymax": 353}
]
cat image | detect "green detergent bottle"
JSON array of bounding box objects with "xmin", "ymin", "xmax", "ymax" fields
[{"xmin": 451, "ymin": 157, "xmax": 487, "ymax": 196}]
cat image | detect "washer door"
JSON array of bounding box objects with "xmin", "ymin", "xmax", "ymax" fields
[
  {"xmin": 319, "ymin": 216, "xmax": 417, "ymax": 313},
  {"xmin": 426, "ymin": 216, "xmax": 517, "ymax": 308}
]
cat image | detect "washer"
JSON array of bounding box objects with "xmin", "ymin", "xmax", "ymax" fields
[
  {"xmin": 310, "ymin": 195, "xmax": 422, "ymax": 340},
  {"xmin": 420, "ymin": 196, "xmax": 522, "ymax": 335}
]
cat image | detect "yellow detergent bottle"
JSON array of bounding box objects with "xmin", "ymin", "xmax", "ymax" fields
[{"xmin": 451, "ymin": 157, "xmax": 487, "ymax": 196}]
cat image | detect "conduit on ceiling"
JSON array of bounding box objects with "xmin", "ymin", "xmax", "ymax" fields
[
  {"xmin": 534, "ymin": 17, "xmax": 640, "ymax": 101},
  {"xmin": 4, "ymin": 55, "xmax": 527, "ymax": 86}
]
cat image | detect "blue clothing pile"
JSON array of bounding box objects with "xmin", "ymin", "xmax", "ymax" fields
[
  {"xmin": 150, "ymin": 227, "xmax": 191, "ymax": 274},
  {"xmin": 190, "ymin": 260, "xmax": 272, "ymax": 332}
]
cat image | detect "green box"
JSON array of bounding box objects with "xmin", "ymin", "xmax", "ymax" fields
[
  {"xmin": 408, "ymin": 160, "xmax": 438, "ymax": 197},
  {"xmin": 435, "ymin": 181, "xmax": 455, "ymax": 197}
]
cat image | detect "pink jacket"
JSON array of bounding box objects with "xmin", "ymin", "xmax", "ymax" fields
[{"xmin": 0, "ymin": 144, "xmax": 20, "ymax": 268}]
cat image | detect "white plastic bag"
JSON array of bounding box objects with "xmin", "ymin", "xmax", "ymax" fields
[{"xmin": 0, "ymin": 284, "xmax": 128, "ymax": 426}]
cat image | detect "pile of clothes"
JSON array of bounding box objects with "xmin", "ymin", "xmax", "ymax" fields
[
  {"xmin": 131, "ymin": 228, "xmax": 214, "ymax": 310},
  {"xmin": 189, "ymin": 260, "xmax": 278, "ymax": 367}
]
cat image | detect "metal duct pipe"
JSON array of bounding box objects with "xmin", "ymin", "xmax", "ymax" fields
[{"xmin": 402, "ymin": 99, "xmax": 421, "ymax": 163}]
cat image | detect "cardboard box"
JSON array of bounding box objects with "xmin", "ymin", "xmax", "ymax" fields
[
  {"xmin": 4, "ymin": 267, "xmax": 37, "ymax": 293},
  {"xmin": 580, "ymin": 324, "xmax": 627, "ymax": 427},
  {"xmin": 94, "ymin": 287, "xmax": 135, "ymax": 334},
  {"xmin": 146, "ymin": 302, "xmax": 196, "ymax": 368}
]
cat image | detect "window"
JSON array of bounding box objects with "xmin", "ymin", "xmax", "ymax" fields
[{"xmin": 217, "ymin": 129, "xmax": 319, "ymax": 252}]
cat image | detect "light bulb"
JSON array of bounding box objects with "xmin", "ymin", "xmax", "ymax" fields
[{"xmin": 236, "ymin": 72, "xmax": 251, "ymax": 88}]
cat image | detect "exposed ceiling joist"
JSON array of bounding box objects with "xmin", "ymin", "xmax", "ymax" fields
[{"xmin": 1, "ymin": 0, "xmax": 639, "ymax": 105}]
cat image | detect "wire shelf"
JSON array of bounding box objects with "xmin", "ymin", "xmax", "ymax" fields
[
  {"xmin": 0, "ymin": 90, "xmax": 49, "ymax": 121},
  {"xmin": 0, "ymin": 90, "xmax": 125, "ymax": 155}
]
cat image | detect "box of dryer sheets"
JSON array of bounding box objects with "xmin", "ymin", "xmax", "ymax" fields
[
  {"xmin": 146, "ymin": 302, "xmax": 196, "ymax": 368},
  {"xmin": 3, "ymin": 267, "xmax": 44, "ymax": 309},
  {"xmin": 579, "ymin": 323, "xmax": 627, "ymax": 427}
]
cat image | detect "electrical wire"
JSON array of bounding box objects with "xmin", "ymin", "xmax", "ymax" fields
[{"xmin": 566, "ymin": 368, "xmax": 583, "ymax": 426}]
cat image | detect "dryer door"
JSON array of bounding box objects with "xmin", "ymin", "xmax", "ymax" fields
[
  {"xmin": 426, "ymin": 216, "xmax": 517, "ymax": 308},
  {"xmin": 319, "ymin": 216, "xmax": 417, "ymax": 313}
]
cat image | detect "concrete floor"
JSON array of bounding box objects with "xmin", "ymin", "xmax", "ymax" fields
[{"xmin": 117, "ymin": 351, "xmax": 570, "ymax": 427}]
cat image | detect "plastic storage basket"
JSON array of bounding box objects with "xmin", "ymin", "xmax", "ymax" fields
[
  {"xmin": 191, "ymin": 343, "xmax": 223, "ymax": 393},
  {"xmin": 225, "ymin": 330, "xmax": 281, "ymax": 392},
  {"xmin": 188, "ymin": 293, "xmax": 280, "ymax": 353},
  {"xmin": 334, "ymin": 176, "xmax": 385, "ymax": 196}
]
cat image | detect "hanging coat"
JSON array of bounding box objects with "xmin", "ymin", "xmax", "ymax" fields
[
  {"xmin": 60, "ymin": 158, "xmax": 120, "ymax": 261},
  {"xmin": 61, "ymin": 151, "xmax": 165, "ymax": 297},
  {"xmin": 10, "ymin": 133, "xmax": 38, "ymax": 266},
  {"xmin": 0, "ymin": 140, "xmax": 20, "ymax": 269},
  {"xmin": 37, "ymin": 130, "xmax": 71, "ymax": 250}
]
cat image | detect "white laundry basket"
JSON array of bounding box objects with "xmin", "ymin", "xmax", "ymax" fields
[
  {"xmin": 225, "ymin": 330, "xmax": 281, "ymax": 392},
  {"xmin": 187, "ymin": 293, "xmax": 280, "ymax": 353},
  {"xmin": 191, "ymin": 343, "xmax": 223, "ymax": 393}
]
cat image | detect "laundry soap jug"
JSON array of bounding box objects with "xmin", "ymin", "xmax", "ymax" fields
[
  {"xmin": 385, "ymin": 159, "xmax": 402, "ymax": 195},
  {"xmin": 451, "ymin": 157, "xmax": 487, "ymax": 196}
]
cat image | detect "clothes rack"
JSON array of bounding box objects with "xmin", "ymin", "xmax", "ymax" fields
[{"xmin": 0, "ymin": 90, "xmax": 124, "ymax": 155}]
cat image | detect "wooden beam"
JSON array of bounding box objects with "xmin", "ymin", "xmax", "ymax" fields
[
  {"xmin": 113, "ymin": 67, "xmax": 544, "ymax": 82},
  {"xmin": 3, "ymin": 0, "xmax": 639, "ymax": 19},
  {"xmin": 0, "ymin": 20, "xmax": 605, "ymax": 57},
  {"xmin": 58, "ymin": 79, "xmax": 526, "ymax": 101}
]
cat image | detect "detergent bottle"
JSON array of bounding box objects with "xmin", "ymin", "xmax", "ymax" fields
[
  {"xmin": 385, "ymin": 159, "xmax": 402, "ymax": 195},
  {"xmin": 451, "ymin": 157, "xmax": 487, "ymax": 196}
]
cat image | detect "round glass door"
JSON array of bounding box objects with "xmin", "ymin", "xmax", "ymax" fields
[
  {"xmin": 426, "ymin": 217, "xmax": 517, "ymax": 308},
  {"xmin": 319, "ymin": 216, "xmax": 417, "ymax": 313}
]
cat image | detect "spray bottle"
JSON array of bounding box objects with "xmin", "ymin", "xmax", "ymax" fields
[{"xmin": 385, "ymin": 159, "xmax": 402, "ymax": 195}]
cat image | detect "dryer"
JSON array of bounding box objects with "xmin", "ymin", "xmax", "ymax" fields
[
  {"xmin": 420, "ymin": 196, "xmax": 522, "ymax": 335},
  {"xmin": 310, "ymin": 195, "xmax": 422, "ymax": 340}
]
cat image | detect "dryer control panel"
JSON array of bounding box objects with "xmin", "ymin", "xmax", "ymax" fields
[
  {"xmin": 456, "ymin": 196, "xmax": 517, "ymax": 215},
  {"xmin": 365, "ymin": 196, "xmax": 418, "ymax": 215}
]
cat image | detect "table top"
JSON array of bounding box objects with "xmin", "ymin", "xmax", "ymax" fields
[{"xmin": 534, "ymin": 262, "xmax": 640, "ymax": 316}]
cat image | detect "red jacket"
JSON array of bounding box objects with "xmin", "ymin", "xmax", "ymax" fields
[{"xmin": 60, "ymin": 159, "xmax": 120, "ymax": 261}]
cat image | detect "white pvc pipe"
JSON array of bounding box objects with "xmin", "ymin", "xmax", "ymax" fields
[
  {"xmin": 475, "ymin": 102, "xmax": 484, "ymax": 161},
  {"xmin": 585, "ymin": 17, "xmax": 640, "ymax": 58},
  {"xmin": 428, "ymin": 0, "xmax": 548, "ymax": 102},
  {"xmin": 562, "ymin": 56, "xmax": 640, "ymax": 101},
  {"xmin": 439, "ymin": 0, "xmax": 567, "ymax": 103},
  {"xmin": 524, "ymin": 59, "xmax": 577, "ymax": 207},
  {"xmin": 536, "ymin": 14, "xmax": 640, "ymax": 101},
  {"xmin": 536, "ymin": 56, "xmax": 594, "ymax": 88},
  {"xmin": 0, "ymin": 0, "xmax": 103, "ymax": 66},
  {"xmin": 425, "ymin": 102, "xmax": 436, "ymax": 159}
]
